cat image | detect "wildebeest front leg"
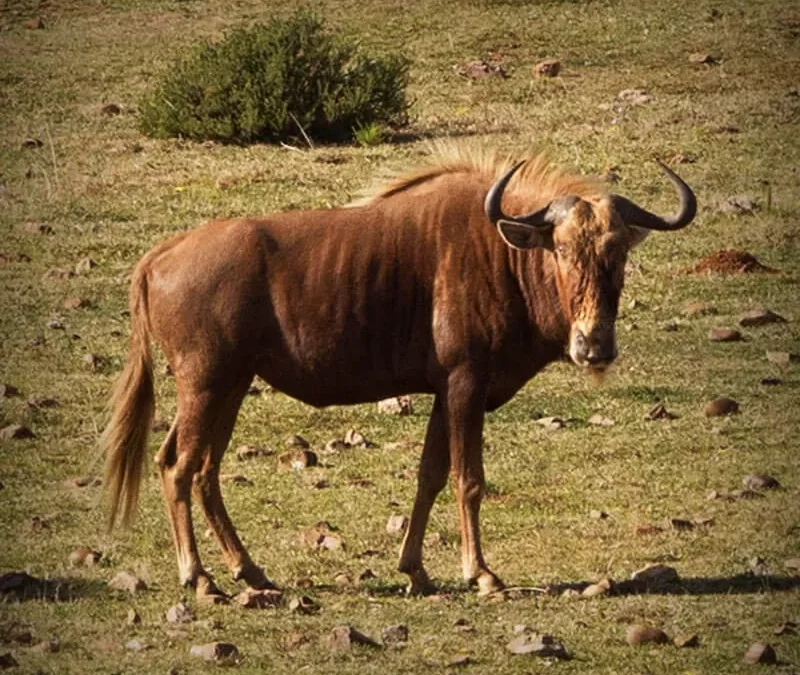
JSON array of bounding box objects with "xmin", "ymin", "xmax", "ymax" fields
[
  {"xmin": 398, "ymin": 396, "xmax": 450, "ymax": 595},
  {"xmin": 446, "ymin": 368, "xmax": 505, "ymax": 596}
]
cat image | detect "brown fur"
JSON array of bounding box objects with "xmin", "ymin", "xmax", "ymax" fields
[{"xmin": 102, "ymin": 146, "xmax": 681, "ymax": 598}]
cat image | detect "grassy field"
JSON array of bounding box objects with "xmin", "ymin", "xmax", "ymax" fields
[{"xmin": 1, "ymin": 0, "xmax": 799, "ymax": 673}]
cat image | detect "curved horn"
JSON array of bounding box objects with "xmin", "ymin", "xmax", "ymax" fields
[
  {"xmin": 612, "ymin": 160, "xmax": 697, "ymax": 231},
  {"xmin": 484, "ymin": 161, "xmax": 556, "ymax": 228}
]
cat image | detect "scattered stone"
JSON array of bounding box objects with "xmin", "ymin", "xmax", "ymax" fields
[
  {"xmin": 616, "ymin": 88, "xmax": 652, "ymax": 106},
  {"xmin": 630, "ymin": 564, "xmax": 679, "ymax": 588},
  {"xmin": 333, "ymin": 572, "xmax": 352, "ymax": 586},
  {"xmin": 285, "ymin": 434, "xmax": 310, "ymax": 448},
  {"xmin": 27, "ymin": 396, "xmax": 58, "ymax": 409},
  {"xmin": 0, "ymin": 384, "xmax": 19, "ymax": 398},
  {"xmin": 126, "ymin": 638, "xmax": 150, "ymax": 651},
  {"xmin": 743, "ymin": 474, "xmax": 780, "ymax": 490},
  {"xmin": 82, "ymin": 353, "xmax": 103, "ymax": 371},
  {"xmin": 358, "ymin": 568, "xmax": 376, "ymax": 582},
  {"xmin": 634, "ymin": 523, "xmax": 664, "ymax": 536},
  {"xmin": 457, "ymin": 59, "xmax": 507, "ymax": 79},
  {"xmin": 743, "ymin": 642, "xmax": 777, "ymax": 665},
  {"xmin": 344, "ymin": 428, "xmax": 373, "ymax": 447},
  {"xmin": 533, "ymin": 59, "xmax": 560, "ymax": 78},
  {"xmin": 377, "ymin": 395, "xmax": 413, "ymax": 415},
  {"xmin": 587, "ymin": 413, "xmax": 614, "ymax": 426},
  {"xmin": 686, "ymin": 249, "xmax": 776, "ymax": 275},
  {"xmin": 68, "ymin": 546, "xmax": 102, "ymax": 567},
  {"xmin": 582, "ymin": 578, "xmax": 614, "ymax": 598},
  {"xmin": 766, "ymin": 351, "xmax": 798, "ymax": 366},
  {"xmin": 704, "ymin": 397, "xmax": 739, "ymax": 417},
  {"xmin": 386, "ymin": 514, "xmax": 409, "ymax": 536},
  {"xmin": 288, "ymin": 595, "xmax": 319, "ymax": 615},
  {"xmin": 774, "ymin": 621, "xmax": 797, "ymax": 636},
  {"xmin": 66, "ymin": 475, "xmax": 101, "ymax": 488},
  {"xmin": 234, "ymin": 587, "xmax": 283, "ymax": 609},
  {"xmin": 166, "ymin": 601, "xmax": 194, "ymax": 623},
  {"xmin": 739, "ymin": 309, "xmax": 786, "ymax": 327},
  {"xmin": 708, "ymin": 328, "xmax": 742, "ymax": 342},
  {"xmin": 720, "ymin": 195, "xmax": 757, "ymax": 215},
  {"xmin": 101, "ymin": 103, "xmax": 121, "ymax": 116},
  {"xmin": 688, "ymin": 52, "xmax": 717, "ymax": 64},
  {"xmin": 126, "ymin": 608, "xmax": 141, "ymax": 625},
  {"xmin": 448, "ymin": 654, "xmax": 472, "ymax": 667},
  {"xmin": 625, "ymin": 624, "xmax": 670, "ymax": 645},
  {"xmin": 381, "ymin": 624, "xmax": 409, "ymax": 647},
  {"xmin": 300, "ymin": 522, "xmax": 343, "ymax": 551},
  {"xmin": 693, "ymin": 516, "xmax": 715, "ymax": 527},
  {"xmin": 784, "ymin": 557, "xmax": 800, "ymax": 573},
  {"xmin": 235, "ymin": 444, "xmax": 272, "ymax": 461},
  {"xmin": 282, "ymin": 630, "xmax": 312, "ymax": 651},
  {"xmin": 670, "ymin": 518, "xmax": 695, "ymax": 531},
  {"xmin": 277, "ymin": 448, "xmax": 318, "ymax": 471},
  {"xmin": 190, "ymin": 642, "xmax": 240, "ymax": 664},
  {"xmin": 42, "ymin": 267, "xmax": 73, "ymax": 280},
  {"xmin": 682, "ymin": 301, "xmax": 717, "ymax": 317},
  {"xmin": 30, "ymin": 636, "xmax": 60, "ymax": 653},
  {"xmin": 0, "ymin": 653, "xmax": 18, "ymax": 668},
  {"xmin": 749, "ymin": 556, "xmax": 770, "ymax": 576},
  {"xmin": 108, "ymin": 571, "xmax": 147, "ymax": 594},
  {"xmin": 74, "ymin": 257, "xmax": 97, "ymax": 274},
  {"xmin": 646, "ymin": 403, "xmax": 677, "ymax": 421},
  {"xmin": 0, "ymin": 424, "xmax": 35, "ymax": 440},
  {"xmin": 22, "ymin": 137, "xmax": 43, "ymax": 148},
  {"xmin": 24, "ymin": 16, "xmax": 45, "ymax": 29},
  {"xmin": 47, "ymin": 318, "xmax": 65, "ymax": 330},
  {"xmin": 324, "ymin": 439, "xmax": 348, "ymax": 453},
  {"xmin": 761, "ymin": 377, "xmax": 782, "ymax": 386},
  {"xmin": 453, "ymin": 618, "xmax": 476, "ymax": 633},
  {"xmin": 589, "ymin": 509, "xmax": 609, "ymax": 520},
  {"xmin": 151, "ymin": 418, "xmax": 170, "ymax": 432},
  {"xmin": 506, "ymin": 632, "xmax": 569, "ymax": 659},
  {"xmin": 674, "ymin": 633, "xmax": 700, "ymax": 648},
  {"xmin": 328, "ymin": 625, "xmax": 380, "ymax": 651},
  {"xmin": 535, "ymin": 415, "xmax": 565, "ymax": 430}
]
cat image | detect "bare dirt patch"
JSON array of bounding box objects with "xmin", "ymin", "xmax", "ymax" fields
[{"xmin": 685, "ymin": 249, "xmax": 777, "ymax": 275}]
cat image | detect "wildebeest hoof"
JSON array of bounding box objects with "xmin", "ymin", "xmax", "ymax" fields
[
  {"xmin": 233, "ymin": 564, "xmax": 277, "ymax": 590},
  {"xmin": 475, "ymin": 571, "xmax": 505, "ymax": 597},
  {"xmin": 405, "ymin": 569, "xmax": 436, "ymax": 596},
  {"xmin": 195, "ymin": 575, "xmax": 229, "ymax": 605}
]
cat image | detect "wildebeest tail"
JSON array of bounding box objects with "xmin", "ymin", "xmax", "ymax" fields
[{"xmin": 101, "ymin": 257, "xmax": 155, "ymax": 529}]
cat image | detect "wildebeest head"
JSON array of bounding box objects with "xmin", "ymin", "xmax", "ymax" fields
[{"xmin": 485, "ymin": 160, "xmax": 696, "ymax": 373}]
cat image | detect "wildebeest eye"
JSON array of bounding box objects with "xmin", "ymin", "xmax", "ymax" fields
[{"xmin": 555, "ymin": 244, "xmax": 569, "ymax": 257}]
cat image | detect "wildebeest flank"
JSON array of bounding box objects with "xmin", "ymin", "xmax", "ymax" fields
[{"xmin": 103, "ymin": 147, "xmax": 696, "ymax": 600}]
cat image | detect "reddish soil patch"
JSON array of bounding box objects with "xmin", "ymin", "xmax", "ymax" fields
[{"xmin": 685, "ymin": 249, "xmax": 777, "ymax": 275}]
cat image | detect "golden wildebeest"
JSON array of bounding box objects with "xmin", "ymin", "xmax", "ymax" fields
[{"xmin": 103, "ymin": 147, "xmax": 696, "ymax": 600}]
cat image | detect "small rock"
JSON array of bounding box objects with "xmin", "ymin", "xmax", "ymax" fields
[
  {"xmin": 739, "ymin": 309, "xmax": 786, "ymax": 327},
  {"xmin": 27, "ymin": 396, "xmax": 58, "ymax": 409},
  {"xmin": 319, "ymin": 533, "xmax": 343, "ymax": 551},
  {"xmin": 0, "ymin": 424, "xmax": 35, "ymax": 440},
  {"xmin": 63, "ymin": 297, "xmax": 88, "ymax": 310},
  {"xmin": 0, "ymin": 384, "xmax": 20, "ymax": 398},
  {"xmin": 42, "ymin": 267, "xmax": 73, "ymax": 280},
  {"xmin": 288, "ymin": 595, "xmax": 319, "ymax": 615},
  {"xmin": 190, "ymin": 642, "xmax": 240, "ymax": 664},
  {"xmin": 582, "ymin": 578, "xmax": 614, "ymax": 598},
  {"xmin": 377, "ymin": 395, "xmax": 413, "ymax": 415},
  {"xmin": 674, "ymin": 633, "xmax": 700, "ymax": 648},
  {"xmin": 386, "ymin": 514, "xmax": 409, "ymax": 536},
  {"xmin": 749, "ymin": 556, "xmax": 770, "ymax": 576},
  {"xmin": 220, "ymin": 473, "xmax": 252, "ymax": 486},
  {"xmin": 587, "ymin": 414, "xmax": 614, "ymax": 426},
  {"xmin": 448, "ymin": 653, "xmax": 472, "ymax": 667},
  {"xmin": 784, "ymin": 557, "xmax": 800, "ymax": 573},
  {"xmin": 126, "ymin": 608, "xmax": 141, "ymax": 625},
  {"xmin": 151, "ymin": 418, "xmax": 170, "ymax": 432},
  {"xmin": 625, "ymin": 624, "xmax": 670, "ymax": 645},
  {"xmin": 506, "ymin": 632, "xmax": 569, "ymax": 659},
  {"xmin": 67, "ymin": 475, "xmax": 101, "ymax": 488},
  {"xmin": 0, "ymin": 653, "xmax": 18, "ymax": 668},
  {"xmin": 682, "ymin": 301, "xmax": 717, "ymax": 317},
  {"xmin": 108, "ymin": 571, "xmax": 147, "ymax": 594},
  {"xmin": 333, "ymin": 572, "xmax": 352, "ymax": 586},
  {"xmin": 533, "ymin": 59, "xmax": 560, "ymax": 78},
  {"xmin": 766, "ymin": 351, "xmax": 798, "ymax": 366},
  {"xmin": 283, "ymin": 630, "xmax": 312, "ymax": 651},
  {"xmin": 589, "ymin": 509, "xmax": 609, "ymax": 520},
  {"xmin": 68, "ymin": 546, "xmax": 102, "ymax": 567},
  {"xmin": 358, "ymin": 568, "xmax": 376, "ymax": 582},
  {"xmin": 774, "ymin": 621, "xmax": 797, "ymax": 636},
  {"xmin": 101, "ymin": 103, "xmax": 121, "ymax": 116},
  {"xmin": 743, "ymin": 642, "xmax": 777, "ymax": 665},
  {"xmin": 324, "ymin": 439, "xmax": 348, "ymax": 453},
  {"xmin": 22, "ymin": 138, "xmax": 43, "ymax": 148},
  {"xmin": 616, "ymin": 88, "xmax": 652, "ymax": 106},
  {"xmin": 235, "ymin": 444, "xmax": 271, "ymax": 461},
  {"xmin": 24, "ymin": 17, "xmax": 45, "ymax": 29},
  {"xmin": 708, "ymin": 328, "xmax": 742, "ymax": 342},
  {"xmin": 328, "ymin": 625, "xmax": 380, "ymax": 651},
  {"xmin": 83, "ymin": 353, "xmax": 103, "ymax": 371},
  {"xmin": 670, "ymin": 518, "xmax": 695, "ymax": 531},
  {"xmin": 344, "ymin": 428, "xmax": 373, "ymax": 447},
  {"xmin": 630, "ymin": 564, "xmax": 679, "ymax": 587},
  {"xmin": 688, "ymin": 52, "xmax": 717, "ymax": 64},
  {"xmin": 743, "ymin": 474, "xmax": 780, "ymax": 490},
  {"xmin": 634, "ymin": 523, "xmax": 664, "ymax": 536},
  {"xmin": 47, "ymin": 318, "xmax": 65, "ymax": 330},
  {"xmin": 761, "ymin": 377, "xmax": 783, "ymax": 386},
  {"xmin": 535, "ymin": 415, "xmax": 565, "ymax": 430},
  {"xmin": 74, "ymin": 257, "xmax": 98, "ymax": 274},
  {"xmin": 458, "ymin": 59, "xmax": 507, "ymax": 79},
  {"xmin": 277, "ymin": 448, "xmax": 318, "ymax": 471},
  {"xmin": 126, "ymin": 638, "xmax": 150, "ymax": 651},
  {"xmin": 166, "ymin": 601, "xmax": 194, "ymax": 623},
  {"xmin": 285, "ymin": 434, "xmax": 310, "ymax": 448},
  {"xmin": 646, "ymin": 403, "xmax": 677, "ymax": 420},
  {"xmin": 381, "ymin": 624, "xmax": 409, "ymax": 647},
  {"xmin": 704, "ymin": 397, "xmax": 739, "ymax": 417},
  {"xmin": 720, "ymin": 195, "xmax": 757, "ymax": 215},
  {"xmin": 234, "ymin": 588, "xmax": 283, "ymax": 609}
]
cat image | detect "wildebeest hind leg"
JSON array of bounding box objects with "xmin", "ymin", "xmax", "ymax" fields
[
  {"xmin": 192, "ymin": 380, "xmax": 276, "ymax": 592},
  {"xmin": 398, "ymin": 396, "xmax": 449, "ymax": 595}
]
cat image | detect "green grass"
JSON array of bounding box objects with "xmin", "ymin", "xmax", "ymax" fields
[{"xmin": 1, "ymin": 0, "xmax": 799, "ymax": 673}]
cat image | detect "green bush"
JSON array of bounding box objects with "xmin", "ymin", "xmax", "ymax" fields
[{"xmin": 138, "ymin": 10, "xmax": 410, "ymax": 144}]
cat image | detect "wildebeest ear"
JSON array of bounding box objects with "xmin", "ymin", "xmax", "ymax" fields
[
  {"xmin": 497, "ymin": 220, "xmax": 554, "ymax": 250},
  {"xmin": 627, "ymin": 225, "xmax": 650, "ymax": 248}
]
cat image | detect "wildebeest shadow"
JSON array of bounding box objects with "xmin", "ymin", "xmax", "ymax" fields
[
  {"xmin": 361, "ymin": 574, "xmax": 800, "ymax": 599},
  {"xmin": 0, "ymin": 572, "xmax": 109, "ymax": 603}
]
